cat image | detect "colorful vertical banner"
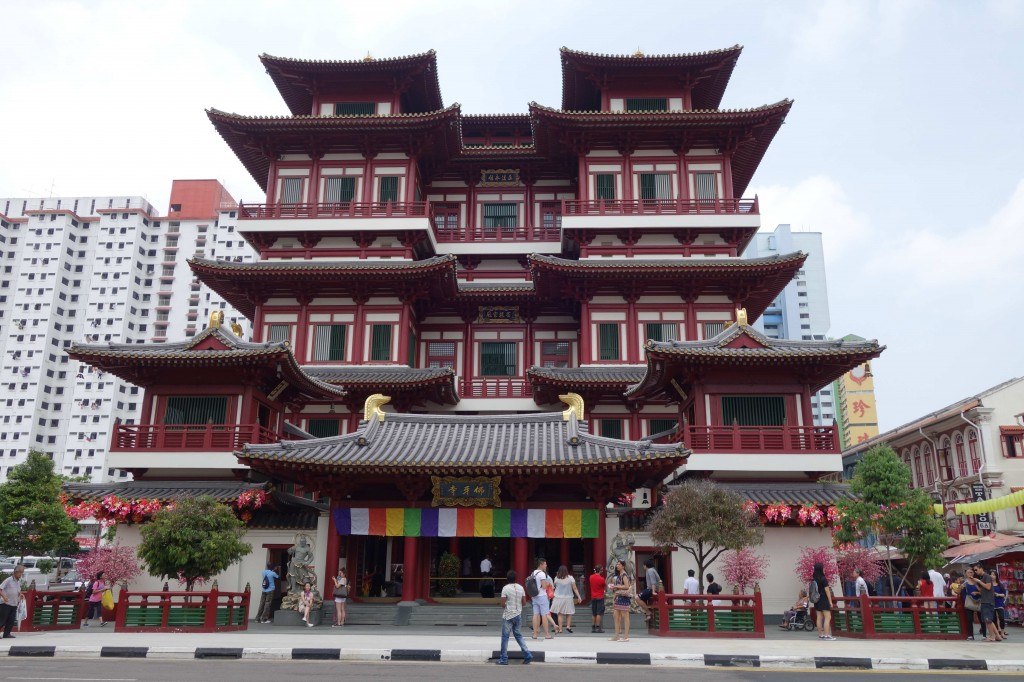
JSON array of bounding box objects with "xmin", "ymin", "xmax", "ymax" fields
[{"xmin": 332, "ymin": 508, "xmax": 600, "ymax": 538}]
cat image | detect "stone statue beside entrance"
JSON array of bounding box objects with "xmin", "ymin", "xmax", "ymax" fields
[
  {"xmin": 280, "ymin": 533, "xmax": 322, "ymax": 612},
  {"xmin": 607, "ymin": 532, "xmax": 636, "ymax": 578}
]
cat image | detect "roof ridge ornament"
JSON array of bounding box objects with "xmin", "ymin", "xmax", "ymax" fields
[
  {"xmin": 208, "ymin": 310, "xmax": 224, "ymax": 329},
  {"xmin": 559, "ymin": 392, "xmax": 584, "ymax": 421},
  {"xmin": 735, "ymin": 308, "xmax": 749, "ymax": 326},
  {"xmin": 364, "ymin": 393, "xmax": 391, "ymax": 421}
]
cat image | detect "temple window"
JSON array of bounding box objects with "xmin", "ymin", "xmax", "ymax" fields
[
  {"xmin": 644, "ymin": 322, "xmax": 679, "ymax": 343},
  {"xmin": 280, "ymin": 178, "xmax": 304, "ymax": 204},
  {"xmin": 377, "ymin": 176, "xmax": 400, "ymax": 204},
  {"xmin": 266, "ymin": 324, "xmax": 291, "ymax": 344},
  {"xmin": 702, "ymin": 321, "xmax": 726, "ymax": 339},
  {"xmin": 598, "ymin": 324, "xmax": 621, "ymax": 361},
  {"xmin": 720, "ymin": 396, "xmax": 785, "ymax": 426},
  {"xmin": 599, "ymin": 419, "xmax": 623, "ymax": 439},
  {"xmin": 648, "ymin": 418, "xmax": 677, "ymax": 440},
  {"xmin": 323, "ymin": 176, "xmax": 356, "ymax": 204},
  {"xmin": 369, "ymin": 324, "xmax": 393, "ymax": 362},
  {"xmin": 694, "ymin": 172, "xmax": 720, "ymax": 202},
  {"xmin": 638, "ymin": 173, "xmax": 671, "ymax": 201},
  {"xmin": 426, "ymin": 341, "xmax": 456, "ymax": 369},
  {"xmin": 480, "ymin": 341, "xmax": 517, "ymax": 376},
  {"xmin": 625, "ymin": 97, "xmax": 668, "ymax": 112},
  {"xmin": 163, "ymin": 396, "xmax": 228, "ymax": 424},
  {"xmin": 313, "ymin": 324, "xmax": 348, "ymax": 362},
  {"xmin": 482, "ymin": 203, "xmax": 518, "ymax": 231},
  {"xmin": 306, "ymin": 418, "xmax": 341, "ymax": 438},
  {"xmin": 334, "ymin": 102, "xmax": 376, "ymax": 116},
  {"xmin": 540, "ymin": 341, "xmax": 571, "ymax": 368},
  {"xmin": 594, "ymin": 174, "xmax": 616, "ymax": 201}
]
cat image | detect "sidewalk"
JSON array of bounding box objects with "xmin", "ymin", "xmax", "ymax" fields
[{"xmin": 3, "ymin": 626, "xmax": 1022, "ymax": 672}]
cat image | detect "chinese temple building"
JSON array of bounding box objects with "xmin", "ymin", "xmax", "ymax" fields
[{"xmin": 67, "ymin": 46, "xmax": 883, "ymax": 616}]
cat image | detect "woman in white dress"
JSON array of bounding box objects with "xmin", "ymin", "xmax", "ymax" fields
[{"xmin": 550, "ymin": 565, "xmax": 582, "ymax": 633}]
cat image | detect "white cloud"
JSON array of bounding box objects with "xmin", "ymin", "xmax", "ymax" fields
[{"xmin": 786, "ymin": 0, "xmax": 926, "ymax": 65}]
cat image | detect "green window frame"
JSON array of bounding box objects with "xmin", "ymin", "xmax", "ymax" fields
[
  {"xmin": 480, "ymin": 341, "xmax": 517, "ymax": 376},
  {"xmin": 323, "ymin": 176, "xmax": 356, "ymax": 204},
  {"xmin": 482, "ymin": 203, "xmax": 518, "ymax": 229},
  {"xmin": 721, "ymin": 396, "xmax": 786, "ymax": 426},
  {"xmin": 648, "ymin": 418, "xmax": 678, "ymax": 439},
  {"xmin": 313, "ymin": 324, "xmax": 347, "ymax": 362},
  {"xmin": 163, "ymin": 396, "xmax": 228, "ymax": 425},
  {"xmin": 625, "ymin": 97, "xmax": 668, "ymax": 112},
  {"xmin": 594, "ymin": 174, "xmax": 616, "ymax": 201},
  {"xmin": 334, "ymin": 102, "xmax": 376, "ymax": 116},
  {"xmin": 645, "ymin": 322, "xmax": 679, "ymax": 343},
  {"xmin": 306, "ymin": 418, "xmax": 341, "ymax": 438},
  {"xmin": 377, "ymin": 176, "xmax": 400, "ymax": 203},
  {"xmin": 598, "ymin": 323, "xmax": 620, "ymax": 361},
  {"xmin": 266, "ymin": 324, "xmax": 290, "ymax": 344},
  {"xmin": 370, "ymin": 324, "xmax": 393, "ymax": 362},
  {"xmin": 638, "ymin": 173, "xmax": 672, "ymax": 201},
  {"xmin": 599, "ymin": 419, "xmax": 623, "ymax": 439}
]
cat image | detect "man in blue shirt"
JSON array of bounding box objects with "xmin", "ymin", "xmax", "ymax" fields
[
  {"xmin": 257, "ymin": 564, "xmax": 280, "ymax": 624},
  {"xmin": 962, "ymin": 574, "xmax": 985, "ymax": 640}
]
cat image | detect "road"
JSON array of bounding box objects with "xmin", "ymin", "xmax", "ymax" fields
[{"xmin": 0, "ymin": 660, "xmax": 1018, "ymax": 681}]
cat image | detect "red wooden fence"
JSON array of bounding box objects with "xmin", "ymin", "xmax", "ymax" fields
[
  {"xmin": 113, "ymin": 587, "xmax": 250, "ymax": 633},
  {"xmin": 652, "ymin": 591, "xmax": 765, "ymax": 638},
  {"xmin": 829, "ymin": 595, "xmax": 966, "ymax": 640},
  {"xmin": 20, "ymin": 589, "xmax": 86, "ymax": 631}
]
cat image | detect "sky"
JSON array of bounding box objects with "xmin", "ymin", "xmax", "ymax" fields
[{"xmin": 2, "ymin": 0, "xmax": 1022, "ymax": 430}]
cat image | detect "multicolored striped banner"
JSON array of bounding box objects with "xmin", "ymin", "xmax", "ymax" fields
[{"xmin": 332, "ymin": 508, "xmax": 600, "ymax": 539}]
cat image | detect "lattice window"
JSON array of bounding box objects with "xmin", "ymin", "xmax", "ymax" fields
[
  {"xmin": 645, "ymin": 323, "xmax": 678, "ymax": 343},
  {"xmin": 594, "ymin": 174, "xmax": 616, "ymax": 200},
  {"xmin": 721, "ymin": 396, "xmax": 785, "ymax": 426},
  {"xmin": 426, "ymin": 341, "xmax": 456, "ymax": 369},
  {"xmin": 280, "ymin": 178, "xmax": 303, "ymax": 204},
  {"xmin": 480, "ymin": 341, "xmax": 517, "ymax": 376},
  {"xmin": 370, "ymin": 324, "xmax": 393, "ymax": 362},
  {"xmin": 334, "ymin": 102, "xmax": 376, "ymax": 115},
  {"xmin": 598, "ymin": 324, "xmax": 620, "ymax": 361},
  {"xmin": 540, "ymin": 341, "xmax": 571, "ymax": 368},
  {"xmin": 599, "ymin": 419, "xmax": 623, "ymax": 439},
  {"xmin": 163, "ymin": 396, "xmax": 227, "ymax": 425},
  {"xmin": 377, "ymin": 176, "xmax": 399, "ymax": 203},
  {"xmin": 307, "ymin": 418, "xmax": 341, "ymax": 438},
  {"xmin": 313, "ymin": 324, "xmax": 347, "ymax": 362},
  {"xmin": 323, "ymin": 176, "xmax": 356, "ymax": 204}
]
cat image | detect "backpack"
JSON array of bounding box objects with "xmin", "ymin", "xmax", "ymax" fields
[
  {"xmin": 525, "ymin": 571, "xmax": 540, "ymax": 598},
  {"xmin": 84, "ymin": 580, "xmax": 94, "ymax": 599},
  {"xmin": 808, "ymin": 579, "xmax": 820, "ymax": 605},
  {"xmin": 262, "ymin": 575, "xmax": 270, "ymax": 591}
]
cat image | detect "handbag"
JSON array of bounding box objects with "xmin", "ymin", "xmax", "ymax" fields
[
  {"xmin": 964, "ymin": 593, "xmax": 980, "ymax": 612},
  {"xmin": 545, "ymin": 583, "xmax": 555, "ymax": 600},
  {"xmin": 333, "ymin": 583, "xmax": 348, "ymax": 599}
]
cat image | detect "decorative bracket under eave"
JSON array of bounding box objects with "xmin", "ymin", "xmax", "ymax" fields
[
  {"xmin": 364, "ymin": 393, "xmax": 391, "ymax": 422},
  {"xmin": 559, "ymin": 392, "xmax": 584, "ymax": 422}
]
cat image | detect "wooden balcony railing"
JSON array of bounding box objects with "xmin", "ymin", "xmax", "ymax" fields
[
  {"xmin": 112, "ymin": 423, "xmax": 279, "ymax": 451},
  {"xmin": 562, "ymin": 197, "xmax": 758, "ymax": 216},
  {"xmin": 433, "ymin": 225, "xmax": 561, "ymax": 242},
  {"xmin": 685, "ymin": 425, "xmax": 838, "ymax": 453},
  {"xmin": 239, "ymin": 202, "xmax": 429, "ymax": 220},
  {"xmin": 460, "ymin": 378, "xmax": 533, "ymax": 399}
]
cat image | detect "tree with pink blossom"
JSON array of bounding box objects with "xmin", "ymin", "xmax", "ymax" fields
[
  {"xmin": 76, "ymin": 545, "xmax": 142, "ymax": 587},
  {"xmin": 835, "ymin": 544, "xmax": 884, "ymax": 585},
  {"xmin": 794, "ymin": 546, "xmax": 839, "ymax": 585},
  {"xmin": 722, "ymin": 547, "xmax": 770, "ymax": 594}
]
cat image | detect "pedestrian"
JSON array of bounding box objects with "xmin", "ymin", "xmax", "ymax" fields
[
  {"xmin": 588, "ymin": 566, "xmax": 606, "ymax": 633},
  {"xmin": 331, "ymin": 568, "xmax": 348, "ymax": 627},
  {"xmin": 256, "ymin": 563, "xmax": 279, "ymax": 624},
  {"xmin": 495, "ymin": 570, "xmax": 532, "ymax": 666},
  {"xmin": 962, "ymin": 571, "xmax": 985, "ymax": 640},
  {"xmin": 550, "ymin": 565, "xmax": 581, "ymax": 633},
  {"xmin": 682, "ymin": 569, "xmax": 699, "ymax": 598},
  {"xmin": 480, "ymin": 555, "xmax": 492, "ymax": 576},
  {"xmin": 609, "ymin": 559, "xmax": 632, "ymax": 642},
  {"xmin": 0, "ymin": 565, "xmax": 25, "ymax": 639},
  {"xmin": 638, "ymin": 558, "xmax": 662, "ymax": 624},
  {"xmin": 993, "ymin": 572, "xmax": 1008, "ymax": 638},
  {"xmin": 917, "ymin": 571, "xmax": 934, "ymax": 600},
  {"xmin": 853, "ymin": 569, "xmax": 869, "ymax": 598},
  {"xmin": 928, "ymin": 567, "xmax": 947, "ymax": 598},
  {"xmin": 810, "ymin": 562, "xmax": 835, "ymax": 640},
  {"xmin": 967, "ymin": 565, "xmax": 1001, "ymax": 642},
  {"xmin": 780, "ymin": 589, "xmax": 809, "ymax": 629},
  {"xmin": 706, "ymin": 573, "xmax": 724, "ymax": 606},
  {"xmin": 83, "ymin": 570, "xmax": 108, "ymax": 627},
  {"xmin": 529, "ymin": 558, "xmax": 554, "ymax": 640},
  {"xmin": 298, "ymin": 581, "xmax": 315, "ymax": 627}
]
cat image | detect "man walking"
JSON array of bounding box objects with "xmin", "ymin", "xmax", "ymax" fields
[
  {"xmin": 967, "ymin": 565, "xmax": 1000, "ymax": 642},
  {"xmin": 928, "ymin": 567, "xmax": 947, "ymax": 598},
  {"xmin": 853, "ymin": 569, "xmax": 869, "ymax": 598},
  {"xmin": 589, "ymin": 565, "xmax": 606, "ymax": 633},
  {"xmin": 256, "ymin": 563, "xmax": 279, "ymax": 624},
  {"xmin": 496, "ymin": 570, "xmax": 532, "ymax": 665},
  {"xmin": 530, "ymin": 558, "xmax": 553, "ymax": 639},
  {"xmin": 0, "ymin": 565, "xmax": 25, "ymax": 639},
  {"xmin": 682, "ymin": 569, "xmax": 699, "ymax": 596}
]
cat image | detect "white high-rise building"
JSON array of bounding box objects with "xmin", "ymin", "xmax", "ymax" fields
[
  {"xmin": 745, "ymin": 224, "xmax": 835, "ymax": 425},
  {"xmin": 0, "ymin": 180, "xmax": 253, "ymax": 482}
]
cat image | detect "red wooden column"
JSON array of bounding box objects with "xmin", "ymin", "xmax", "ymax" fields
[
  {"xmin": 625, "ymin": 297, "xmax": 639, "ymax": 362},
  {"xmin": 593, "ymin": 506, "xmax": 607, "ymax": 574},
  {"xmin": 559, "ymin": 538, "xmax": 570, "ymax": 571},
  {"xmin": 403, "ymin": 535, "xmax": 418, "ymax": 601},
  {"xmin": 579, "ymin": 300, "xmax": 592, "ymax": 363},
  {"xmin": 513, "ymin": 537, "xmax": 528, "ymax": 586},
  {"xmin": 324, "ymin": 510, "xmax": 340, "ymax": 597},
  {"xmin": 139, "ymin": 390, "xmax": 155, "ymax": 426},
  {"xmin": 294, "ymin": 295, "xmax": 311, "ymax": 363},
  {"xmin": 397, "ymin": 300, "xmax": 411, "ymax": 365}
]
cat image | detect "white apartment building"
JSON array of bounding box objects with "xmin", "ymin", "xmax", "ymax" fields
[
  {"xmin": 0, "ymin": 180, "xmax": 253, "ymax": 482},
  {"xmin": 745, "ymin": 223, "xmax": 835, "ymax": 425}
]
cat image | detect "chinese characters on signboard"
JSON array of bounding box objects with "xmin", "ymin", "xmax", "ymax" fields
[
  {"xmin": 480, "ymin": 169, "xmax": 520, "ymax": 186},
  {"xmin": 476, "ymin": 306, "xmax": 521, "ymax": 324},
  {"xmin": 972, "ymin": 482, "xmax": 991, "ymax": 531},
  {"xmin": 431, "ymin": 476, "xmax": 502, "ymax": 508}
]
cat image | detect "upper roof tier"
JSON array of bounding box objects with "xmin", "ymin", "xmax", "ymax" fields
[
  {"xmin": 559, "ymin": 45, "xmax": 743, "ymax": 111},
  {"xmin": 260, "ymin": 51, "xmax": 443, "ymax": 116}
]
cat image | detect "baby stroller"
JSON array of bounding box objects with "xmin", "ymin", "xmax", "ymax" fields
[{"xmin": 783, "ymin": 607, "xmax": 815, "ymax": 631}]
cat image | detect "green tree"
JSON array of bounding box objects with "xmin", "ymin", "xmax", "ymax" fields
[
  {"xmin": 137, "ymin": 496, "xmax": 251, "ymax": 591},
  {"xmin": 833, "ymin": 445, "xmax": 949, "ymax": 594},
  {"xmin": 0, "ymin": 451, "xmax": 79, "ymax": 559},
  {"xmin": 646, "ymin": 479, "xmax": 764, "ymax": 591}
]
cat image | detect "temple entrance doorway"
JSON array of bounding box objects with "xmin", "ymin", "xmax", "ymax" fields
[{"xmin": 427, "ymin": 537, "xmax": 512, "ymax": 598}]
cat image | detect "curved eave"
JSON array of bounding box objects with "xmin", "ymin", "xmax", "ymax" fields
[
  {"xmin": 259, "ymin": 51, "xmax": 442, "ymax": 116},
  {"xmin": 206, "ymin": 106, "xmax": 461, "ymax": 190},
  {"xmin": 307, "ymin": 368, "xmax": 460, "ymax": 406},
  {"xmin": 559, "ymin": 45, "xmax": 743, "ymax": 111}
]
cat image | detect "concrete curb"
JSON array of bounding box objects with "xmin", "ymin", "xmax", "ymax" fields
[{"xmin": 1, "ymin": 645, "xmax": 1022, "ymax": 671}]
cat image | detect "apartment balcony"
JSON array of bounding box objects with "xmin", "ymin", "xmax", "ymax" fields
[
  {"xmin": 684, "ymin": 424, "xmax": 838, "ymax": 454},
  {"xmin": 560, "ymin": 197, "xmax": 760, "ymax": 232},
  {"xmin": 111, "ymin": 423, "xmax": 278, "ymax": 452},
  {"xmin": 460, "ymin": 378, "xmax": 533, "ymax": 399}
]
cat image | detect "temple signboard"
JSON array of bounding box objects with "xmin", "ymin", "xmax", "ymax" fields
[
  {"xmin": 480, "ymin": 169, "xmax": 520, "ymax": 186},
  {"xmin": 432, "ymin": 476, "xmax": 501, "ymax": 507},
  {"xmin": 476, "ymin": 306, "xmax": 521, "ymax": 324}
]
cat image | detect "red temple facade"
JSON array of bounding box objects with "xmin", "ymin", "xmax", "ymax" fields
[{"xmin": 68, "ymin": 47, "xmax": 882, "ymax": 616}]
